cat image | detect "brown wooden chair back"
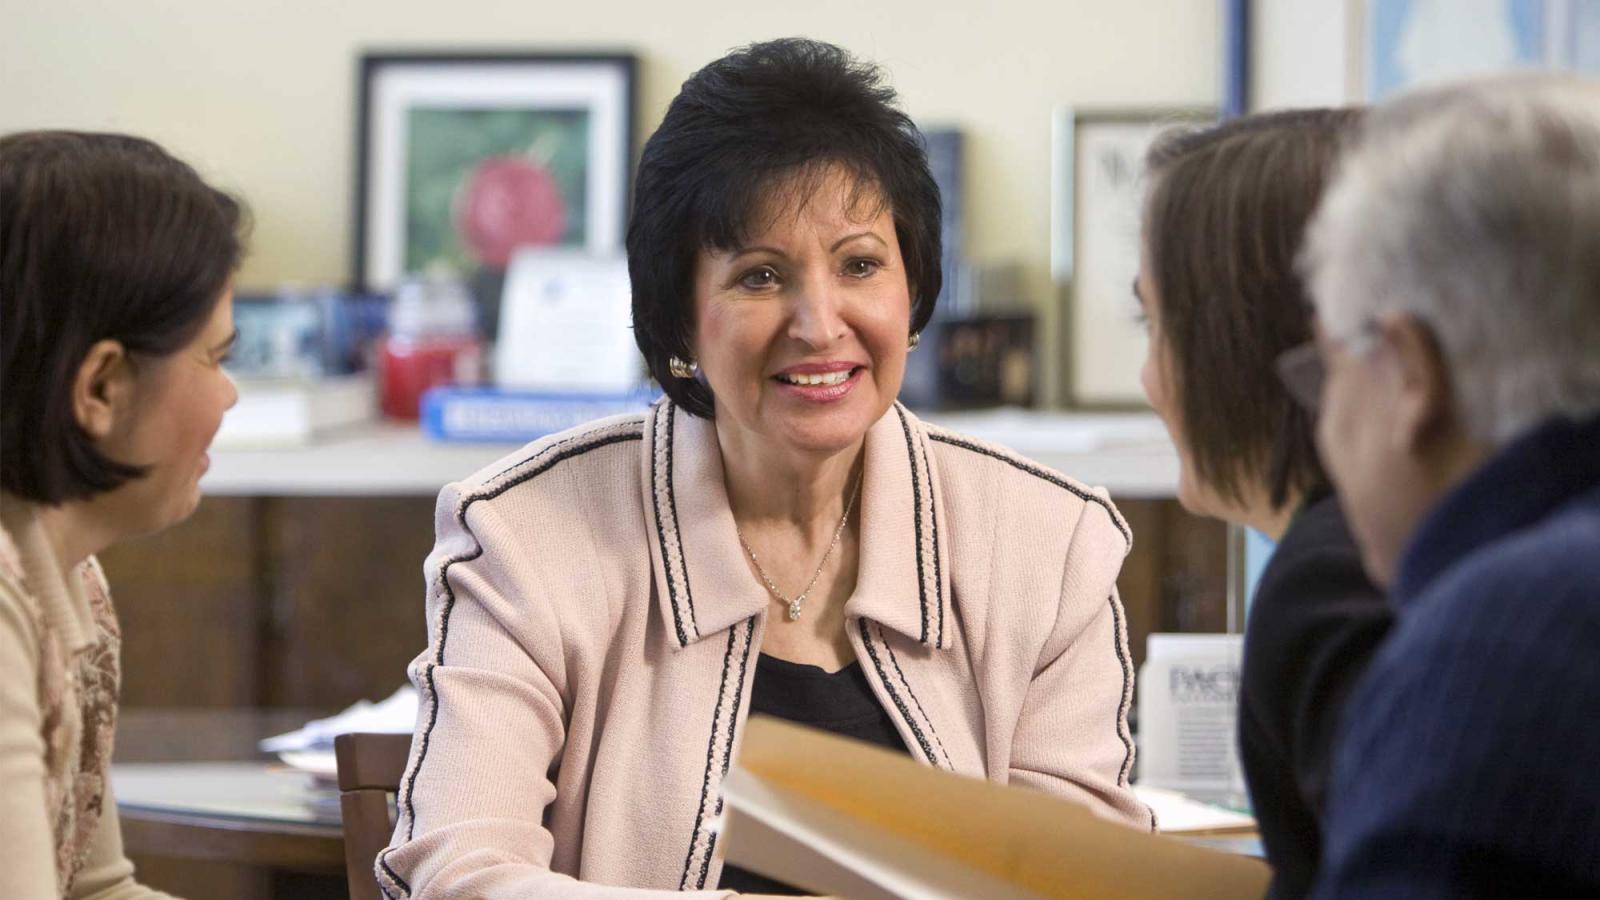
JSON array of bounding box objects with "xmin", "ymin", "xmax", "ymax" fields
[{"xmin": 334, "ymin": 732, "xmax": 413, "ymax": 900}]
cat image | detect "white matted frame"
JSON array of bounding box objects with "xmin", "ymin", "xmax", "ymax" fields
[
  {"xmin": 1053, "ymin": 108, "xmax": 1215, "ymax": 409},
  {"xmin": 353, "ymin": 52, "xmax": 635, "ymax": 293}
]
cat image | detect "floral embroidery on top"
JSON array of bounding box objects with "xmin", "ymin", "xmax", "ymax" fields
[
  {"xmin": 57, "ymin": 559, "xmax": 121, "ymax": 892},
  {"xmin": 2, "ymin": 528, "xmax": 124, "ymax": 895}
]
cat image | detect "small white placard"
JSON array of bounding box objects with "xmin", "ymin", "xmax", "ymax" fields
[
  {"xmin": 1137, "ymin": 633, "xmax": 1247, "ymax": 806},
  {"xmin": 495, "ymin": 249, "xmax": 641, "ymax": 391}
]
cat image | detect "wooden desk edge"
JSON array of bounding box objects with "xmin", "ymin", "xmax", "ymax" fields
[{"xmin": 119, "ymin": 804, "xmax": 345, "ymax": 872}]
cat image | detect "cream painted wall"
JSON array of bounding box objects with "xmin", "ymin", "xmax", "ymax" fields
[{"xmin": 0, "ymin": 0, "xmax": 1218, "ymax": 404}]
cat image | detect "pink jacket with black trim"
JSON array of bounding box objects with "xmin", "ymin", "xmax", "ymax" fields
[{"xmin": 378, "ymin": 400, "xmax": 1151, "ymax": 898}]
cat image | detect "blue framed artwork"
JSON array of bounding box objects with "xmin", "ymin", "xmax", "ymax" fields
[
  {"xmin": 1221, "ymin": 0, "xmax": 1250, "ymax": 118},
  {"xmin": 1364, "ymin": 0, "xmax": 1600, "ymax": 101},
  {"xmin": 1569, "ymin": 0, "xmax": 1600, "ymax": 71}
]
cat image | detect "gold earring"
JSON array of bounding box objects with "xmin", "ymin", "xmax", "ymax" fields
[
  {"xmin": 668, "ymin": 356, "xmax": 698, "ymax": 379},
  {"xmin": 908, "ymin": 332, "xmax": 921, "ymax": 351}
]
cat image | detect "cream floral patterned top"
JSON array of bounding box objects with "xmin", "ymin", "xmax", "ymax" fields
[{"xmin": 0, "ymin": 494, "xmax": 174, "ymax": 899}]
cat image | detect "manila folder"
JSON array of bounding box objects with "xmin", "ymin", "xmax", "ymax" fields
[{"xmin": 718, "ymin": 715, "xmax": 1269, "ymax": 899}]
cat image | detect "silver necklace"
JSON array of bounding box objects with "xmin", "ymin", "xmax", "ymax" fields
[{"xmin": 735, "ymin": 473, "xmax": 862, "ymax": 622}]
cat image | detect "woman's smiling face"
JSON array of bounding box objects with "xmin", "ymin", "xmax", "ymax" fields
[{"xmin": 690, "ymin": 166, "xmax": 913, "ymax": 462}]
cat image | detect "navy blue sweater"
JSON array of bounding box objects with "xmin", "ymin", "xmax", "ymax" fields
[{"xmin": 1313, "ymin": 413, "xmax": 1600, "ymax": 898}]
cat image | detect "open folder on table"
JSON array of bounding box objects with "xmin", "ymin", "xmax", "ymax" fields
[{"xmin": 717, "ymin": 716, "xmax": 1269, "ymax": 900}]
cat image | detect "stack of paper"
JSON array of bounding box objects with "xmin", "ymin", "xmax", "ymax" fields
[
  {"xmin": 259, "ymin": 686, "xmax": 417, "ymax": 777},
  {"xmin": 214, "ymin": 374, "xmax": 377, "ymax": 448}
]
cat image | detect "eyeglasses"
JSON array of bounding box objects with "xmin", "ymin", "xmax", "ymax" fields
[
  {"xmin": 1275, "ymin": 342, "xmax": 1325, "ymax": 411},
  {"xmin": 1275, "ymin": 319, "xmax": 1380, "ymax": 412}
]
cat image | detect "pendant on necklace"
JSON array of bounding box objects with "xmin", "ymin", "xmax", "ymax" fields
[{"xmin": 787, "ymin": 599, "xmax": 803, "ymax": 621}]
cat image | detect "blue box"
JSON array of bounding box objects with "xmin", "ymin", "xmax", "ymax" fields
[{"xmin": 420, "ymin": 386, "xmax": 660, "ymax": 443}]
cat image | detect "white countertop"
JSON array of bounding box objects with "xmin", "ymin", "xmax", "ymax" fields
[{"xmin": 200, "ymin": 408, "xmax": 1179, "ymax": 498}]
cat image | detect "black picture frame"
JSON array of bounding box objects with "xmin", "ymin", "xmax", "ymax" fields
[{"xmin": 351, "ymin": 51, "xmax": 637, "ymax": 305}]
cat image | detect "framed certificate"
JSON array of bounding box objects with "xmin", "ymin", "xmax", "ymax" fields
[{"xmin": 1053, "ymin": 108, "xmax": 1215, "ymax": 408}]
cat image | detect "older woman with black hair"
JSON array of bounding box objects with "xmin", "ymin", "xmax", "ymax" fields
[
  {"xmin": 1134, "ymin": 110, "xmax": 1391, "ymax": 899},
  {"xmin": 1, "ymin": 131, "xmax": 243, "ymax": 898},
  {"xmin": 381, "ymin": 38, "xmax": 1147, "ymax": 898}
]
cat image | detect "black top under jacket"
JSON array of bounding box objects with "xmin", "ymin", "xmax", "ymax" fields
[
  {"xmin": 717, "ymin": 653, "xmax": 910, "ymax": 895},
  {"xmin": 1237, "ymin": 492, "xmax": 1393, "ymax": 900}
]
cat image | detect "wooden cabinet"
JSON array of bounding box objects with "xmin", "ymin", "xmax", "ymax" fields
[
  {"xmin": 102, "ymin": 494, "xmax": 1224, "ymax": 712},
  {"xmin": 104, "ymin": 497, "xmax": 435, "ymax": 711},
  {"xmin": 95, "ymin": 416, "xmax": 1224, "ymax": 897}
]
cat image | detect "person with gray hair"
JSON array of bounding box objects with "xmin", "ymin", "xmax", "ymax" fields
[{"xmin": 1289, "ymin": 72, "xmax": 1600, "ymax": 896}]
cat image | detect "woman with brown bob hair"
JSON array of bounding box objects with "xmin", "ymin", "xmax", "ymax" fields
[
  {"xmin": 1, "ymin": 131, "xmax": 244, "ymax": 898},
  {"xmin": 1134, "ymin": 109, "xmax": 1391, "ymax": 899}
]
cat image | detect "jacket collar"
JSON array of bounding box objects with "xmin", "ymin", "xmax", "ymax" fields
[
  {"xmin": 642, "ymin": 400, "xmax": 952, "ymax": 650},
  {"xmin": 0, "ymin": 493, "xmax": 97, "ymax": 654},
  {"xmin": 1394, "ymin": 412, "xmax": 1600, "ymax": 604}
]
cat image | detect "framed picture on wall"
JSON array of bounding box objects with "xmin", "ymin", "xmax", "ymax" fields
[
  {"xmin": 353, "ymin": 52, "xmax": 636, "ymax": 337},
  {"xmin": 1054, "ymin": 108, "xmax": 1214, "ymax": 408}
]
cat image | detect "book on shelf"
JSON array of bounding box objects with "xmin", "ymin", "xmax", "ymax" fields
[
  {"xmin": 419, "ymin": 385, "xmax": 660, "ymax": 443},
  {"xmin": 718, "ymin": 716, "xmax": 1268, "ymax": 900},
  {"xmin": 212, "ymin": 374, "xmax": 376, "ymax": 448}
]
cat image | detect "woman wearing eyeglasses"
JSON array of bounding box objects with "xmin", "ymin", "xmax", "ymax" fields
[{"xmin": 1132, "ymin": 109, "xmax": 1392, "ymax": 900}]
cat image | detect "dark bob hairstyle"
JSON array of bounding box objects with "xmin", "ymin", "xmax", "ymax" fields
[
  {"xmin": 1, "ymin": 131, "xmax": 246, "ymax": 504},
  {"xmin": 1143, "ymin": 108, "xmax": 1361, "ymax": 510},
  {"xmin": 627, "ymin": 38, "xmax": 943, "ymax": 418}
]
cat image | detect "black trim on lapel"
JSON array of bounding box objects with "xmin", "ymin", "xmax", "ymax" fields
[
  {"xmin": 893, "ymin": 404, "xmax": 946, "ymax": 649},
  {"xmin": 894, "ymin": 406, "xmax": 930, "ymax": 644},
  {"xmin": 916, "ymin": 430, "xmax": 947, "ymax": 649},
  {"xmin": 699, "ymin": 616, "xmax": 758, "ymax": 887},
  {"xmin": 859, "ymin": 619, "xmax": 950, "ymax": 768},
  {"xmin": 680, "ymin": 617, "xmax": 757, "ymax": 889},
  {"xmin": 651, "ymin": 400, "xmax": 699, "ymax": 647}
]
